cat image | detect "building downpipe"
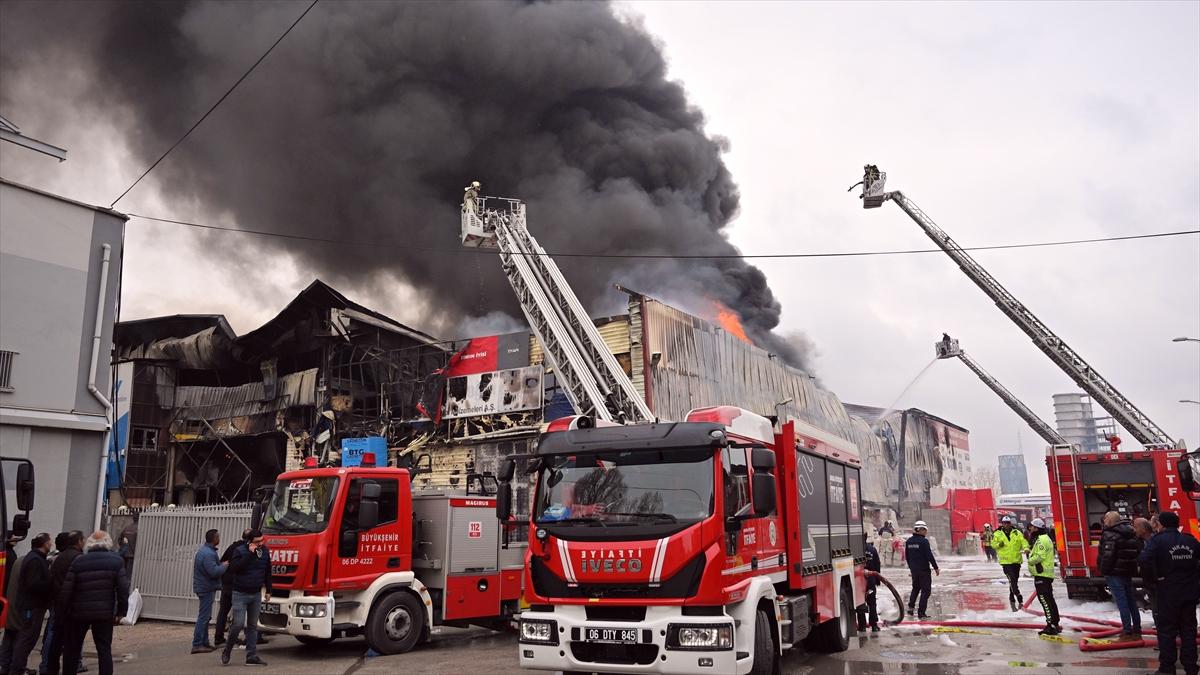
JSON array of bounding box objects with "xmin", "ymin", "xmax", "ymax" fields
[{"xmin": 88, "ymin": 244, "xmax": 113, "ymax": 531}]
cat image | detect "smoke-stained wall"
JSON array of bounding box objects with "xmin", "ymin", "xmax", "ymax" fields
[{"xmin": 0, "ymin": 0, "xmax": 813, "ymax": 371}]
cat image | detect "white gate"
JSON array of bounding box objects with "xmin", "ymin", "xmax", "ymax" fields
[{"xmin": 131, "ymin": 503, "xmax": 253, "ymax": 622}]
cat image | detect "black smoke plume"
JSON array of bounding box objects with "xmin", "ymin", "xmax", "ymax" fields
[{"xmin": 0, "ymin": 0, "xmax": 814, "ymax": 371}]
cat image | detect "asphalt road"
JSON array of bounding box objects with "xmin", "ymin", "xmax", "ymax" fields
[{"xmin": 95, "ymin": 556, "xmax": 1161, "ymax": 674}]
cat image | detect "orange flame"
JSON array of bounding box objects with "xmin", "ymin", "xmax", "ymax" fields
[{"xmin": 714, "ymin": 303, "xmax": 751, "ymax": 344}]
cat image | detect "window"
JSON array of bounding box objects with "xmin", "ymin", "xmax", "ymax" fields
[
  {"xmin": 723, "ymin": 448, "xmax": 751, "ymax": 518},
  {"xmin": 0, "ymin": 350, "xmax": 15, "ymax": 391},
  {"xmin": 342, "ymin": 478, "xmax": 400, "ymax": 532}
]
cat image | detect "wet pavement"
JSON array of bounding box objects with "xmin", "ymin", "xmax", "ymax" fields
[{"xmin": 93, "ymin": 555, "xmax": 1156, "ymax": 674}]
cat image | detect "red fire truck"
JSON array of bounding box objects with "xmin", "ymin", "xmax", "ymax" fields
[
  {"xmin": 254, "ymin": 453, "xmax": 523, "ymax": 653},
  {"xmin": 1046, "ymin": 444, "xmax": 1200, "ymax": 599},
  {"xmin": 496, "ymin": 406, "xmax": 867, "ymax": 675},
  {"xmin": 0, "ymin": 457, "xmax": 35, "ymax": 626}
]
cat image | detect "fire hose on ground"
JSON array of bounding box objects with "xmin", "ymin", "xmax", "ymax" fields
[{"xmin": 872, "ymin": 571, "xmax": 1198, "ymax": 653}]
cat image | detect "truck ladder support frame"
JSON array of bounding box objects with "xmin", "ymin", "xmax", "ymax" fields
[{"xmin": 468, "ymin": 198, "xmax": 653, "ymax": 424}]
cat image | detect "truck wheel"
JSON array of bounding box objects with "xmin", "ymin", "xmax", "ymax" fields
[
  {"xmin": 295, "ymin": 636, "xmax": 335, "ymax": 647},
  {"xmin": 367, "ymin": 592, "xmax": 424, "ymax": 655},
  {"xmin": 809, "ymin": 584, "xmax": 855, "ymax": 652},
  {"xmin": 750, "ymin": 608, "xmax": 777, "ymax": 675}
]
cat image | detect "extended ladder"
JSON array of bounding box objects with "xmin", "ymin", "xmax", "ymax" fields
[
  {"xmin": 858, "ymin": 167, "xmax": 1178, "ymax": 449},
  {"xmin": 460, "ymin": 192, "xmax": 654, "ymax": 424},
  {"xmin": 934, "ymin": 334, "xmax": 1068, "ymax": 446}
]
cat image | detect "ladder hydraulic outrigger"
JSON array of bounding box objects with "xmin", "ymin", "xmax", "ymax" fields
[
  {"xmin": 934, "ymin": 333, "xmax": 1067, "ymax": 446},
  {"xmin": 855, "ymin": 166, "xmax": 1181, "ymax": 450},
  {"xmin": 459, "ymin": 186, "xmax": 654, "ymax": 425}
]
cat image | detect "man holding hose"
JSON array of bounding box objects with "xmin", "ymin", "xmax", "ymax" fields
[{"xmin": 992, "ymin": 515, "xmax": 1029, "ymax": 611}]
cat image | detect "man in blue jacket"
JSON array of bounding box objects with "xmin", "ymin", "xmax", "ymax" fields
[
  {"xmin": 1138, "ymin": 511, "xmax": 1199, "ymax": 675},
  {"xmin": 191, "ymin": 529, "xmax": 228, "ymax": 654},
  {"xmin": 905, "ymin": 520, "xmax": 940, "ymax": 619},
  {"xmin": 219, "ymin": 530, "xmax": 272, "ymax": 667}
]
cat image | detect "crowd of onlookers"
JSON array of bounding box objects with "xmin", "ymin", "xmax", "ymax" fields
[{"xmin": 0, "ymin": 531, "xmax": 130, "ymax": 675}]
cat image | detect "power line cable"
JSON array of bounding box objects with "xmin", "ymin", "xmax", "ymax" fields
[
  {"xmin": 109, "ymin": 0, "xmax": 320, "ymax": 208},
  {"xmin": 126, "ymin": 212, "xmax": 1200, "ymax": 260}
]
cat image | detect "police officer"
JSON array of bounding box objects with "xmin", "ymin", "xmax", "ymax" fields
[
  {"xmin": 1138, "ymin": 511, "xmax": 1199, "ymax": 675},
  {"xmin": 992, "ymin": 515, "xmax": 1029, "ymax": 611},
  {"xmin": 905, "ymin": 521, "xmax": 939, "ymax": 619},
  {"xmin": 1027, "ymin": 518, "xmax": 1060, "ymax": 636}
]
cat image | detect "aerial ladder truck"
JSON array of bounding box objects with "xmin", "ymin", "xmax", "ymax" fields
[
  {"xmin": 466, "ymin": 186, "xmax": 868, "ymax": 674},
  {"xmin": 856, "ymin": 168, "xmax": 1197, "ymax": 597}
]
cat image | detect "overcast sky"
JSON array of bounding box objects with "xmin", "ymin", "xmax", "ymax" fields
[{"xmin": 2, "ymin": 1, "xmax": 1197, "ymax": 491}]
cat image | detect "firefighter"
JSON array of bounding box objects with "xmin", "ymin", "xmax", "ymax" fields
[
  {"xmin": 1138, "ymin": 510, "xmax": 1199, "ymax": 675},
  {"xmin": 992, "ymin": 515, "xmax": 1029, "ymax": 611},
  {"xmin": 1027, "ymin": 518, "xmax": 1060, "ymax": 636},
  {"xmin": 858, "ymin": 533, "xmax": 882, "ymax": 632},
  {"xmin": 982, "ymin": 523, "xmax": 997, "ymax": 562},
  {"xmin": 463, "ymin": 181, "xmax": 481, "ymax": 215},
  {"xmin": 905, "ymin": 521, "xmax": 939, "ymax": 619}
]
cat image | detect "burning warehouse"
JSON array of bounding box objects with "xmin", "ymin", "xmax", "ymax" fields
[{"xmin": 107, "ymin": 277, "xmax": 942, "ymax": 524}]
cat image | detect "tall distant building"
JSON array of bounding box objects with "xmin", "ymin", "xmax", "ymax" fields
[
  {"xmin": 998, "ymin": 454, "xmax": 1030, "ymax": 495},
  {"xmin": 1053, "ymin": 393, "xmax": 1105, "ymax": 453}
]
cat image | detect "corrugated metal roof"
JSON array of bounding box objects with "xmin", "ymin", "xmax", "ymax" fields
[{"xmin": 173, "ymin": 368, "xmax": 317, "ymax": 422}]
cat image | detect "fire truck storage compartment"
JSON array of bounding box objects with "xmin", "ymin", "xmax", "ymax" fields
[
  {"xmin": 411, "ymin": 493, "xmax": 502, "ymax": 621},
  {"xmin": 1078, "ymin": 460, "xmax": 1156, "ymax": 539},
  {"xmin": 795, "ymin": 450, "xmax": 864, "ymax": 574}
]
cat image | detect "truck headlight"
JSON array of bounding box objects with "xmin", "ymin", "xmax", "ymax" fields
[
  {"xmin": 296, "ymin": 603, "xmax": 327, "ymax": 618},
  {"xmin": 519, "ymin": 618, "xmax": 559, "ymax": 645},
  {"xmin": 666, "ymin": 624, "xmax": 733, "ymax": 650}
]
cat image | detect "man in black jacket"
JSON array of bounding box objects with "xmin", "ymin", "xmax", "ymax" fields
[
  {"xmin": 1138, "ymin": 511, "xmax": 1199, "ymax": 675},
  {"xmin": 59, "ymin": 532, "xmax": 130, "ymax": 675},
  {"xmin": 905, "ymin": 521, "xmax": 940, "ymax": 619},
  {"xmin": 10, "ymin": 533, "xmax": 54, "ymax": 674},
  {"xmin": 219, "ymin": 530, "xmax": 272, "ymax": 667},
  {"xmin": 858, "ymin": 535, "xmax": 882, "ymax": 631},
  {"xmin": 214, "ymin": 529, "xmax": 251, "ymax": 647},
  {"xmin": 41, "ymin": 530, "xmax": 84, "ymax": 675},
  {"xmin": 1098, "ymin": 511, "xmax": 1143, "ymax": 640}
]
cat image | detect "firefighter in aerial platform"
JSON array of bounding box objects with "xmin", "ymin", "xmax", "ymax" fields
[{"xmin": 463, "ymin": 180, "xmax": 481, "ymax": 215}]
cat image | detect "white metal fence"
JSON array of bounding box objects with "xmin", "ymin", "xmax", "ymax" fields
[{"xmin": 131, "ymin": 503, "xmax": 253, "ymax": 622}]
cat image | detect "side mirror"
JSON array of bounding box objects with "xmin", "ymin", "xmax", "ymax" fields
[
  {"xmin": 250, "ymin": 502, "xmax": 264, "ymax": 531},
  {"xmin": 15, "ymin": 462, "xmax": 34, "ymax": 512},
  {"xmin": 358, "ymin": 482, "xmax": 381, "ymax": 530},
  {"xmin": 496, "ymin": 483, "xmax": 513, "ymax": 522},
  {"xmin": 11, "ymin": 514, "xmax": 30, "ymax": 539},
  {"xmin": 752, "ymin": 473, "xmax": 776, "ymax": 516},
  {"xmin": 499, "ymin": 458, "xmax": 516, "ymax": 482},
  {"xmin": 750, "ymin": 448, "xmax": 776, "ymax": 472},
  {"xmin": 1179, "ymin": 454, "xmax": 1197, "ymax": 492}
]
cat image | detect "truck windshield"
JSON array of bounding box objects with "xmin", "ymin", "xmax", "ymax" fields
[
  {"xmin": 535, "ymin": 448, "xmax": 714, "ymax": 526},
  {"xmin": 263, "ymin": 476, "xmax": 339, "ymax": 534}
]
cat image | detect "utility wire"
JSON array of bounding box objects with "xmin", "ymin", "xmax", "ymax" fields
[
  {"xmin": 126, "ymin": 212, "xmax": 1199, "ymax": 260},
  {"xmin": 109, "ymin": 0, "xmax": 320, "ymax": 208}
]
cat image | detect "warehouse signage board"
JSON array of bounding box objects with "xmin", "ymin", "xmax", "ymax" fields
[{"xmin": 444, "ymin": 365, "xmax": 543, "ymax": 419}]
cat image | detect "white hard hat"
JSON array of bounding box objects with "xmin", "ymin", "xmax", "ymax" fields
[
  {"xmin": 471, "ymin": 181, "xmax": 480, "ymax": 188},
  {"xmin": 1031, "ymin": 518, "xmax": 1046, "ymax": 529},
  {"xmin": 1000, "ymin": 515, "xmax": 1013, "ymax": 524},
  {"xmin": 913, "ymin": 520, "xmax": 928, "ymax": 530}
]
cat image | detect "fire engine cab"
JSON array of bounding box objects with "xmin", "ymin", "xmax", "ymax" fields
[
  {"xmin": 497, "ymin": 406, "xmax": 867, "ymax": 675},
  {"xmin": 256, "ymin": 453, "xmax": 522, "ymax": 653}
]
